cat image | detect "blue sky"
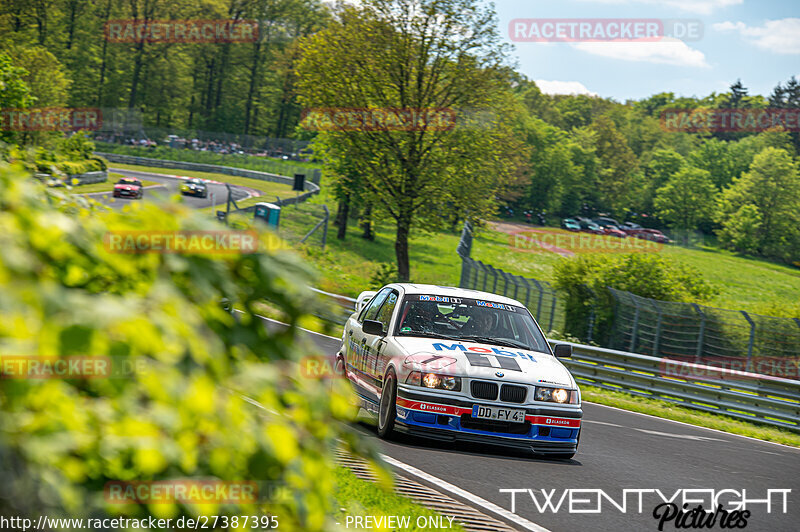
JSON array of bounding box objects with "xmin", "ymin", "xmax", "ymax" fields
[{"xmin": 493, "ymin": 0, "xmax": 800, "ymax": 101}]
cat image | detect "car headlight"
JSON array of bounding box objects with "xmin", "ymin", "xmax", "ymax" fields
[
  {"xmin": 534, "ymin": 386, "xmax": 576, "ymax": 404},
  {"xmin": 406, "ymin": 371, "xmax": 461, "ymax": 391}
]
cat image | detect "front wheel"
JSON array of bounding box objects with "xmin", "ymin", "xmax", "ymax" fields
[{"xmin": 377, "ymin": 369, "xmax": 398, "ymax": 439}]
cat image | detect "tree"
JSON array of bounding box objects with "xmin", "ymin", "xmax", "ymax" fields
[
  {"xmin": 0, "ymin": 53, "xmax": 33, "ymax": 145},
  {"xmin": 654, "ymin": 166, "xmax": 716, "ymax": 241},
  {"xmin": 295, "ymin": 0, "xmax": 525, "ymax": 280},
  {"xmin": 643, "ymin": 148, "xmax": 685, "ymax": 212},
  {"xmin": 716, "ymin": 147, "xmax": 800, "ymax": 261},
  {"xmin": 589, "ymin": 115, "xmax": 640, "ymax": 216}
]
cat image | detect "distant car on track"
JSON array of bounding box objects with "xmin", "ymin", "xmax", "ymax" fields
[
  {"xmin": 113, "ymin": 177, "xmax": 143, "ymax": 199},
  {"xmin": 180, "ymin": 178, "xmax": 208, "ymax": 198},
  {"xmin": 561, "ymin": 218, "xmax": 581, "ymax": 232},
  {"xmin": 336, "ymin": 284, "xmax": 582, "ymax": 459}
]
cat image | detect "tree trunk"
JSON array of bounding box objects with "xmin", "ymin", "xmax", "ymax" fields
[
  {"xmin": 336, "ymin": 194, "xmax": 350, "ymax": 239},
  {"xmin": 96, "ymin": 0, "xmax": 112, "ymax": 105},
  {"xmin": 395, "ymin": 217, "xmax": 411, "ymax": 282},
  {"xmin": 361, "ymin": 203, "xmax": 374, "ymax": 241}
]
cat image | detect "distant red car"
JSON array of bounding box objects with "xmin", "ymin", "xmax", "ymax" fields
[
  {"xmin": 113, "ymin": 177, "xmax": 143, "ymax": 199},
  {"xmin": 635, "ymin": 229, "xmax": 670, "ymax": 244},
  {"xmin": 602, "ymin": 226, "xmax": 627, "ymax": 238}
]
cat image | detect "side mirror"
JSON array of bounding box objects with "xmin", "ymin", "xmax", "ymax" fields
[
  {"xmin": 553, "ymin": 343, "xmax": 572, "ymax": 358},
  {"xmin": 362, "ymin": 319, "xmax": 385, "ymax": 336}
]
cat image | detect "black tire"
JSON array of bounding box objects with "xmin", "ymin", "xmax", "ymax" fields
[
  {"xmin": 334, "ymin": 356, "xmax": 345, "ymax": 377},
  {"xmin": 377, "ymin": 368, "xmax": 398, "ymax": 439}
]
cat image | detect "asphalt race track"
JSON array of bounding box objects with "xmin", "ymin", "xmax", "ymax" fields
[
  {"xmin": 83, "ymin": 168, "xmax": 254, "ymax": 211},
  {"xmin": 294, "ymin": 324, "xmax": 800, "ymax": 532}
]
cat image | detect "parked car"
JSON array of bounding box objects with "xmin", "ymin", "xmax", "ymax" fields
[
  {"xmin": 635, "ymin": 228, "xmax": 671, "ymax": 244},
  {"xmin": 112, "ymin": 177, "xmax": 143, "ymax": 199},
  {"xmin": 561, "ymin": 218, "xmax": 581, "ymax": 232},
  {"xmin": 579, "ymin": 220, "xmax": 604, "ymax": 234},
  {"xmin": 618, "ymin": 222, "xmax": 643, "ymax": 235},
  {"xmin": 337, "ymin": 284, "xmax": 582, "ymax": 458},
  {"xmin": 602, "ymin": 226, "xmax": 627, "ymax": 238},
  {"xmin": 593, "ymin": 217, "xmax": 620, "ymax": 228}
]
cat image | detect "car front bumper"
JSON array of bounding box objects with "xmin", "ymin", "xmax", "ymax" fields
[{"xmin": 393, "ymin": 386, "xmax": 581, "ymax": 455}]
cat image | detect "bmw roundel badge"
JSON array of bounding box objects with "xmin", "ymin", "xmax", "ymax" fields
[{"xmin": 495, "ymin": 371, "xmax": 504, "ymax": 378}]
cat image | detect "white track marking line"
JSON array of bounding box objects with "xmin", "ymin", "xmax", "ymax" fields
[
  {"xmin": 584, "ymin": 402, "xmax": 800, "ymax": 451},
  {"xmin": 380, "ymin": 454, "xmax": 551, "ymax": 532}
]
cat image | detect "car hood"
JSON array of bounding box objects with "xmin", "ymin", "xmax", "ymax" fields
[{"xmin": 393, "ymin": 337, "xmax": 574, "ymax": 387}]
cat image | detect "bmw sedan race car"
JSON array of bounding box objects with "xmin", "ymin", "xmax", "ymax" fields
[
  {"xmin": 336, "ymin": 284, "xmax": 582, "ymax": 458},
  {"xmin": 180, "ymin": 178, "xmax": 208, "ymax": 198},
  {"xmin": 112, "ymin": 177, "xmax": 143, "ymax": 199}
]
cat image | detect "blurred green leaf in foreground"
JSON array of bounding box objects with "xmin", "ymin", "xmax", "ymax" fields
[{"xmin": 0, "ymin": 161, "xmax": 375, "ymax": 530}]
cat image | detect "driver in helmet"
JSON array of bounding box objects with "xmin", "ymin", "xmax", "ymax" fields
[
  {"xmin": 462, "ymin": 307, "xmax": 494, "ymax": 335},
  {"xmin": 401, "ymin": 301, "xmax": 442, "ymax": 332}
]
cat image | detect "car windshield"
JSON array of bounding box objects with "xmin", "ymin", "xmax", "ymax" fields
[
  {"xmin": 117, "ymin": 179, "xmax": 139, "ymax": 185},
  {"xmin": 395, "ymin": 294, "xmax": 550, "ymax": 353}
]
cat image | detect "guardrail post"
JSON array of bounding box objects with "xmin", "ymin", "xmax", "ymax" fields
[
  {"xmin": 629, "ymin": 293, "xmax": 640, "ymax": 352},
  {"xmin": 459, "ymin": 257, "xmax": 471, "ymax": 288},
  {"xmin": 650, "ymin": 299, "xmax": 662, "ymax": 357},
  {"xmin": 741, "ymin": 310, "xmax": 755, "ymax": 368},
  {"xmin": 321, "ymin": 205, "xmax": 329, "ymax": 249},
  {"xmin": 531, "ymin": 279, "xmax": 543, "ymax": 320},
  {"xmin": 519, "ymin": 277, "xmax": 531, "ymax": 308},
  {"xmin": 692, "ymin": 303, "xmax": 706, "ymax": 362},
  {"xmin": 584, "ymin": 284, "xmax": 596, "ymax": 344}
]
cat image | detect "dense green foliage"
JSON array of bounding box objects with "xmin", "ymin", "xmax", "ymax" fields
[
  {"xmin": 0, "ymin": 162, "xmax": 369, "ymax": 529},
  {"xmin": 553, "ymin": 254, "xmax": 717, "ymax": 342},
  {"xmin": 1, "ymin": 0, "xmax": 329, "ymax": 137}
]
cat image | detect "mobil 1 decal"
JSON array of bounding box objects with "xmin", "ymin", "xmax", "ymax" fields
[{"xmin": 465, "ymin": 352, "xmax": 522, "ymax": 372}]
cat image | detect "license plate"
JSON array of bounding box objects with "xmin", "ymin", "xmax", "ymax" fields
[{"xmin": 472, "ymin": 404, "xmax": 526, "ymax": 423}]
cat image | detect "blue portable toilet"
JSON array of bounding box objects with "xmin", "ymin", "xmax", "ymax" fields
[{"xmin": 254, "ymin": 202, "xmax": 280, "ymax": 228}]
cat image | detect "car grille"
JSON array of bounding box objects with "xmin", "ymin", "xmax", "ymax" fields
[
  {"xmin": 460, "ymin": 415, "xmax": 531, "ymax": 435},
  {"xmin": 500, "ymin": 384, "xmax": 527, "ymax": 403},
  {"xmin": 470, "ymin": 380, "xmax": 498, "ymax": 400}
]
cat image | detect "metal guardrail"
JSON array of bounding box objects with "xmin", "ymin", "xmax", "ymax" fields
[
  {"xmin": 553, "ymin": 340, "xmax": 800, "ymax": 433},
  {"xmin": 309, "ymin": 287, "xmax": 357, "ymax": 326},
  {"xmin": 310, "ymin": 287, "xmax": 800, "ymax": 433}
]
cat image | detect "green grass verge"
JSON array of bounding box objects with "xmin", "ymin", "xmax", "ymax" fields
[
  {"xmin": 580, "ymin": 384, "xmax": 800, "ymax": 447},
  {"xmin": 334, "ymin": 467, "xmax": 466, "ymax": 531},
  {"xmin": 106, "ymin": 162, "xmax": 297, "ymax": 201}
]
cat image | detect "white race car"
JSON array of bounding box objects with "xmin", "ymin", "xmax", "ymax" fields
[{"xmin": 336, "ymin": 283, "xmax": 582, "ymax": 458}]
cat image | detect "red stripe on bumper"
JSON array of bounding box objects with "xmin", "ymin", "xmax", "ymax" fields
[{"xmin": 396, "ymin": 398, "xmax": 581, "ymax": 427}]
